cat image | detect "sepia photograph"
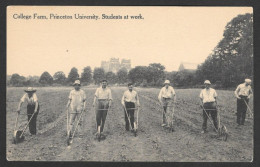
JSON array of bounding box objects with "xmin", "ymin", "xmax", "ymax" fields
[{"xmin": 6, "ymin": 6, "xmax": 253, "ymax": 162}]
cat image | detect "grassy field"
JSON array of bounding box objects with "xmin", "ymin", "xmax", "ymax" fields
[{"xmin": 6, "ymin": 86, "xmax": 253, "ymax": 161}]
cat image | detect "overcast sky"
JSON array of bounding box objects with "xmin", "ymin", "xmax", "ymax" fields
[{"xmin": 7, "ymin": 6, "xmax": 252, "ymax": 77}]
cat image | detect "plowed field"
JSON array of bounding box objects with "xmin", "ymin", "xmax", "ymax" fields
[{"xmin": 6, "ymin": 87, "xmax": 253, "ymax": 161}]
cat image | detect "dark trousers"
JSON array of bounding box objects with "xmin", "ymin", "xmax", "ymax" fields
[
  {"xmin": 96, "ymin": 100, "xmax": 109, "ymax": 132},
  {"xmin": 124, "ymin": 102, "xmax": 135, "ymax": 131},
  {"xmin": 202, "ymin": 102, "xmax": 218, "ymax": 131},
  {"xmin": 27, "ymin": 104, "xmax": 40, "ymax": 135},
  {"xmin": 237, "ymin": 96, "xmax": 249, "ymax": 125}
]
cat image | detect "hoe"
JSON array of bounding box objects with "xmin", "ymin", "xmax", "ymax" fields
[
  {"xmin": 200, "ymin": 103, "xmax": 228, "ymax": 141},
  {"xmin": 123, "ymin": 106, "xmax": 139, "ymax": 137},
  {"xmin": 13, "ymin": 111, "xmax": 36, "ymax": 144},
  {"xmin": 66, "ymin": 109, "xmax": 85, "ymax": 146}
]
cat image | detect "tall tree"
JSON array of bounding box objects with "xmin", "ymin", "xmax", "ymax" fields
[
  {"xmin": 117, "ymin": 68, "xmax": 128, "ymax": 84},
  {"xmin": 128, "ymin": 66, "xmax": 149, "ymax": 85},
  {"xmin": 196, "ymin": 13, "xmax": 253, "ymax": 87},
  {"xmin": 10, "ymin": 73, "xmax": 26, "ymax": 86},
  {"xmin": 81, "ymin": 66, "xmax": 92, "ymax": 85},
  {"xmin": 53, "ymin": 71, "xmax": 66, "ymax": 84},
  {"xmin": 67, "ymin": 67, "xmax": 79, "ymax": 84},
  {"xmin": 93, "ymin": 68, "xmax": 105, "ymax": 84},
  {"xmin": 105, "ymin": 71, "xmax": 117, "ymax": 84},
  {"xmin": 39, "ymin": 71, "xmax": 53, "ymax": 85}
]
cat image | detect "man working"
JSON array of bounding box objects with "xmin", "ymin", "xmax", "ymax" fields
[
  {"xmin": 121, "ymin": 83, "xmax": 140, "ymax": 132},
  {"xmin": 199, "ymin": 80, "xmax": 218, "ymax": 134},
  {"xmin": 93, "ymin": 80, "xmax": 112, "ymax": 137},
  {"xmin": 158, "ymin": 80, "xmax": 176, "ymax": 128},
  {"xmin": 16, "ymin": 87, "xmax": 40, "ymax": 135},
  {"xmin": 234, "ymin": 79, "xmax": 253, "ymax": 126},
  {"xmin": 66, "ymin": 80, "xmax": 86, "ymax": 137}
]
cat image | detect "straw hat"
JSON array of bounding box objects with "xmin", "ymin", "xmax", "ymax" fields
[
  {"xmin": 24, "ymin": 87, "xmax": 36, "ymax": 93},
  {"xmin": 245, "ymin": 79, "xmax": 252, "ymax": 83},
  {"xmin": 204, "ymin": 80, "xmax": 211, "ymax": 84},
  {"xmin": 73, "ymin": 80, "xmax": 81, "ymax": 86}
]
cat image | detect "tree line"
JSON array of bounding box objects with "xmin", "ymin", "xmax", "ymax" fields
[{"xmin": 7, "ymin": 13, "xmax": 253, "ymax": 88}]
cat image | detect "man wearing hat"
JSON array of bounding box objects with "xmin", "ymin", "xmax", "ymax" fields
[
  {"xmin": 158, "ymin": 80, "xmax": 176, "ymax": 128},
  {"xmin": 199, "ymin": 80, "xmax": 218, "ymax": 133},
  {"xmin": 66, "ymin": 80, "xmax": 86, "ymax": 136},
  {"xmin": 234, "ymin": 79, "xmax": 253, "ymax": 126},
  {"xmin": 121, "ymin": 83, "xmax": 140, "ymax": 131},
  {"xmin": 92, "ymin": 79, "xmax": 113, "ymax": 136},
  {"xmin": 16, "ymin": 87, "xmax": 40, "ymax": 135}
]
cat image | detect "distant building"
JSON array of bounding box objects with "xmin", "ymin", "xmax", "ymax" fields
[
  {"xmin": 178, "ymin": 62, "xmax": 198, "ymax": 72},
  {"xmin": 101, "ymin": 58, "xmax": 132, "ymax": 73},
  {"xmin": 120, "ymin": 59, "xmax": 131, "ymax": 72},
  {"xmin": 101, "ymin": 61, "xmax": 110, "ymax": 72}
]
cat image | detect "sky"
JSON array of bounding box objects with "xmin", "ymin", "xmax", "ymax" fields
[{"xmin": 7, "ymin": 6, "xmax": 252, "ymax": 77}]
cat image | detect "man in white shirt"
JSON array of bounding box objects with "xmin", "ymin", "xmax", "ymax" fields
[
  {"xmin": 66, "ymin": 80, "xmax": 86, "ymax": 136},
  {"xmin": 92, "ymin": 80, "xmax": 113, "ymax": 135},
  {"xmin": 199, "ymin": 80, "xmax": 218, "ymax": 134},
  {"xmin": 158, "ymin": 80, "xmax": 176, "ymax": 127},
  {"xmin": 121, "ymin": 83, "xmax": 140, "ymax": 131},
  {"xmin": 234, "ymin": 79, "xmax": 253, "ymax": 126},
  {"xmin": 17, "ymin": 87, "xmax": 40, "ymax": 135}
]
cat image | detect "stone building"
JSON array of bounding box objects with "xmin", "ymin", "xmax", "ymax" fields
[{"xmin": 101, "ymin": 58, "xmax": 131, "ymax": 73}]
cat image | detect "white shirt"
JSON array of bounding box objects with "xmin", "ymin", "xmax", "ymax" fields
[
  {"xmin": 94, "ymin": 87, "xmax": 113, "ymax": 100},
  {"xmin": 235, "ymin": 83, "xmax": 253, "ymax": 97},
  {"xmin": 21, "ymin": 93, "xmax": 38, "ymax": 105},
  {"xmin": 69, "ymin": 89, "xmax": 86, "ymax": 111},
  {"xmin": 158, "ymin": 86, "xmax": 176, "ymax": 100},
  {"xmin": 199, "ymin": 88, "xmax": 217, "ymax": 103},
  {"xmin": 121, "ymin": 90, "xmax": 140, "ymax": 105}
]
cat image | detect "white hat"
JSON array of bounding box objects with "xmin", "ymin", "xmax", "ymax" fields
[
  {"xmin": 204, "ymin": 80, "xmax": 211, "ymax": 84},
  {"xmin": 24, "ymin": 87, "xmax": 36, "ymax": 92},
  {"xmin": 164, "ymin": 80, "xmax": 170, "ymax": 84},
  {"xmin": 73, "ymin": 80, "xmax": 81, "ymax": 86},
  {"xmin": 245, "ymin": 79, "xmax": 252, "ymax": 83}
]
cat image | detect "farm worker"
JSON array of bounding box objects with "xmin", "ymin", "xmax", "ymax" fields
[
  {"xmin": 158, "ymin": 80, "xmax": 176, "ymax": 127},
  {"xmin": 92, "ymin": 79, "xmax": 112, "ymax": 135},
  {"xmin": 121, "ymin": 83, "xmax": 140, "ymax": 131},
  {"xmin": 199, "ymin": 80, "xmax": 218, "ymax": 134},
  {"xmin": 66, "ymin": 80, "xmax": 86, "ymax": 137},
  {"xmin": 16, "ymin": 87, "xmax": 40, "ymax": 135},
  {"xmin": 234, "ymin": 79, "xmax": 253, "ymax": 126}
]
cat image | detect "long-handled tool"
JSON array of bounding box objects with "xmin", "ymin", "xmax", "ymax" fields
[
  {"xmin": 95, "ymin": 108, "xmax": 110, "ymax": 142},
  {"xmin": 124, "ymin": 107, "xmax": 140, "ymax": 136},
  {"xmin": 200, "ymin": 103, "xmax": 219, "ymax": 133},
  {"xmin": 216, "ymin": 107, "xmax": 228, "ymax": 141},
  {"xmin": 133, "ymin": 107, "xmax": 140, "ymax": 136},
  {"xmin": 243, "ymin": 99, "xmax": 253, "ymax": 118},
  {"xmin": 67, "ymin": 109, "xmax": 85, "ymax": 145},
  {"xmin": 161, "ymin": 104, "xmax": 175, "ymax": 132},
  {"xmin": 123, "ymin": 105, "xmax": 136, "ymax": 136},
  {"xmin": 13, "ymin": 111, "xmax": 36, "ymax": 144}
]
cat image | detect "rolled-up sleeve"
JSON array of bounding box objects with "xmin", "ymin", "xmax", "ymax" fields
[
  {"xmin": 158, "ymin": 88, "xmax": 163, "ymax": 100},
  {"xmin": 94, "ymin": 89, "xmax": 99, "ymax": 98},
  {"xmin": 108, "ymin": 89, "xmax": 113, "ymax": 100},
  {"xmin": 33, "ymin": 93, "xmax": 38, "ymax": 102},
  {"xmin": 68, "ymin": 91, "xmax": 72, "ymax": 99},
  {"xmin": 121, "ymin": 92, "xmax": 125, "ymax": 105},
  {"xmin": 20, "ymin": 94, "xmax": 27, "ymax": 102},
  {"xmin": 199, "ymin": 90, "xmax": 203, "ymax": 99}
]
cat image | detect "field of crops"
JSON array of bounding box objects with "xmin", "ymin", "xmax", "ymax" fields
[{"xmin": 6, "ymin": 86, "xmax": 253, "ymax": 161}]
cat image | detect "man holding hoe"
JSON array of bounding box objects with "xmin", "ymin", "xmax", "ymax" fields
[
  {"xmin": 158, "ymin": 80, "xmax": 176, "ymax": 131},
  {"xmin": 92, "ymin": 79, "xmax": 112, "ymax": 139},
  {"xmin": 66, "ymin": 80, "xmax": 87, "ymax": 138},
  {"xmin": 121, "ymin": 83, "xmax": 140, "ymax": 133}
]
